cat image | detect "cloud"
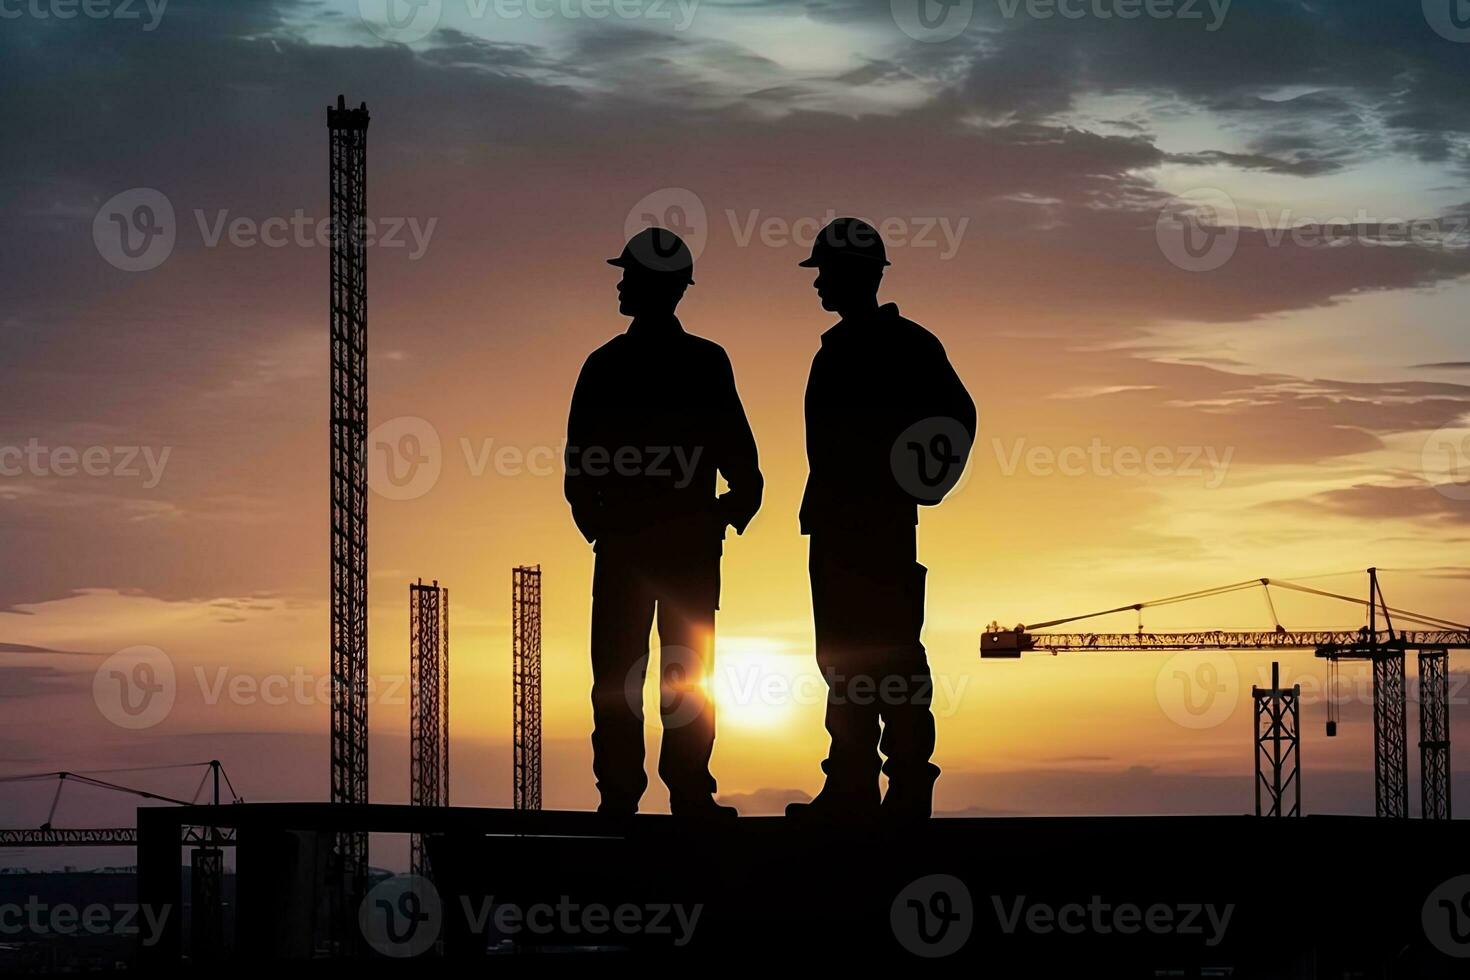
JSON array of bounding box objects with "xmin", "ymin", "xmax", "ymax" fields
[
  {"xmin": 1274, "ymin": 481, "xmax": 1470, "ymax": 525},
  {"xmin": 0, "ymin": 642, "xmax": 102, "ymax": 657},
  {"xmin": 0, "ymin": 665, "xmax": 88, "ymax": 701}
]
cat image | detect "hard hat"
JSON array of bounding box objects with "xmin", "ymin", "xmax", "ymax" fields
[
  {"xmin": 798, "ymin": 217, "xmax": 891, "ymax": 268},
  {"xmin": 608, "ymin": 227, "xmax": 695, "ymax": 283}
]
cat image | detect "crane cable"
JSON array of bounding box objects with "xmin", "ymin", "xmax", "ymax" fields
[
  {"xmin": 0, "ymin": 763, "xmax": 243, "ymax": 829},
  {"xmin": 1022, "ymin": 576, "xmax": 1470, "ymax": 633}
]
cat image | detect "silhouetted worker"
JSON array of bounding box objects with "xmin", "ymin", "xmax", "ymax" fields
[
  {"xmin": 566, "ymin": 227, "xmax": 763, "ymax": 821},
  {"xmin": 786, "ymin": 217, "xmax": 975, "ymax": 825}
]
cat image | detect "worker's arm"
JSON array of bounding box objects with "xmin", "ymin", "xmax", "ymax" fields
[
  {"xmin": 564, "ymin": 355, "xmax": 603, "ymax": 544},
  {"xmin": 803, "ymin": 347, "xmax": 838, "ymax": 479},
  {"xmin": 714, "ymin": 349, "xmax": 763, "ymax": 534}
]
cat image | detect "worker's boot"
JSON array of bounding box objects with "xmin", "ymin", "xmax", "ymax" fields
[
  {"xmin": 670, "ymin": 795, "xmax": 739, "ymax": 823},
  {"xmin": 785, "ymin": 786, "xmax": 880, "ymax": 826},
  {"xmin": 881, "ymin": 764, "xmax": 940, "ymax": 826},
  {"xmin": 880, "ymin": 784, "xmax": 934, "ymax": 825},
  {"xmin": 597, "ymin": 796, "xmax": 639, "ymax": 827}
]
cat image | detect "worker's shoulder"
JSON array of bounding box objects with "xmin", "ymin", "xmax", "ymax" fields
[
  {"xmin": 579, "ymin": 333, "xmax": 644, "ymax": 374},
  {"xmin": 583, "ymin": 334, "xmax": 626, "ymax": 363},
  {"xmin": 679, "ymin": 329, "xmax": 729, "ymax": 354},
  {"xmin": 893, "ymin": 312, "xmax": 945, "ymax": 350},
  {"xmin": 678, "ymin": 330, "xmax": 735, "ymax": 368}
]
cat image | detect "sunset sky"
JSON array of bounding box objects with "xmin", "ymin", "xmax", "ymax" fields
[{"xmin": 4, "ymin": 0, "xmax": 1470, "ymax": 864}]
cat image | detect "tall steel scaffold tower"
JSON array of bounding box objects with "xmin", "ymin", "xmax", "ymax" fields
[
  {"xmin": 410, "ymin": 579, "xmax": 450, "ymax": 876},
  {"xmin": 1419, "ymin": 649, "xmax": 1451, "ymax": 819},
  {"xmin": 1252, "ymin": 661, "xmax": 1302, "ymax": 818},
  {"xmin": 328, "ymin": 93, "xmax": 370, "ymax": 926},
  {"xmin": 513, "ymin": 565, "xmax": 543, "ymax": 811}
]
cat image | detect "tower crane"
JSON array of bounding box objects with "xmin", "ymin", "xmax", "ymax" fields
[{"xmin": 981, "ymin": 569, "xmax": 1460, "ymax": 819}]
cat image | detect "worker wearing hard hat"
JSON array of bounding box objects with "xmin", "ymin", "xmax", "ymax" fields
[
  {"xmin": 787, "ymin": 217, "xmax": 976, "ymax": 825},
  {"xmin": 565, "ymin": 227, "xmax": 763, "ymax": 822}
]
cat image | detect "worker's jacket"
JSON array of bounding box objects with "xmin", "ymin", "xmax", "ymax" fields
[
  {"xmin": 565, "ymin": 316, "xmax": 763, "ymax": 562},
  {"xmin": 800, "ymin": 303, "xmax": 976, "ymax": 537}
]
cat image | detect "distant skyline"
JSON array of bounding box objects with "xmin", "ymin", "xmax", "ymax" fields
[{"xmin": 5, "ymin": 1, "xmax": 1470, "ymax": 858}]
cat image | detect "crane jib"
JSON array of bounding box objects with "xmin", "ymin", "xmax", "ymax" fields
[{"xmin": 980, "ymin": 629, "xmax": 1470, "ymax": 657}]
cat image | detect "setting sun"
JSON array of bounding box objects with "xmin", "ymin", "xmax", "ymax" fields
[{"xmin": 710, "ymin": 636, "xmax": 809, "ymax": 731}]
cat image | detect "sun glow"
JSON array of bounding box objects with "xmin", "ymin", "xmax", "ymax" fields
[{"xmin": 710, "ymin": 636, "xmax": 809, "ymax": 731}]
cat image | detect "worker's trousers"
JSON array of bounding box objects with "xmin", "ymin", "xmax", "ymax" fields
[
  {"xmin": 808, "ymin": 530, "xmax": 939, "ymax": 807},
  {"xmin": 589, "ymin": 551, "xmax": 720, "ymax": 811}
]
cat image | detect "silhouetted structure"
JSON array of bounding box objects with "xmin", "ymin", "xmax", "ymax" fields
[
  {"xmin": 565, "ymin": 229, "xmax": 763, "ymax": 819},
  {"xmin": 1419, "ymin": 649, "xmax": 1451, "ymax": 820},
  {"xmin": 1253, "ymin": 661, "xmax": 1301, "ymax": 817},
  {"xmin": 136, "ymin": 802, "xmax": 1470, "ymax": 970},
  {"xmin": 985, "ymin": 569, "xmax": 1460, "ymax": 818},
  {"xmin": 513, "ymin": 565, "xmax": 542, "ymax": 811},
  {"xmin": 0, "ymin": 762, "xmax": 239, "ymax": 847},
  {"xmin": 191, "ymin": 846, "xmax": 225, "ymax": 960},
  {"xmin": 1318, "ymin": 570, "xmax": 1409, "ymax": 818},
  {"xmin": 410, "ymin": 579, "xmax": 450, "ymax": 874},
  {"xmin": 327, "ymin": 93, "xmax": 370, "ymax": 939}
]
